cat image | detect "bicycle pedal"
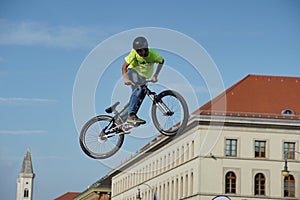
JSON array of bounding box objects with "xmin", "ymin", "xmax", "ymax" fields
[
  {"xmin": 128, "ymin": 122, "xmax": 141, "ymax": 127},
  {"xmin": 118, "ymin": 130, "xmax": 131, "ymax": 135},
  {"xmin": 124, "ymin": 130, "xmax": 131, "ymax": 134}
]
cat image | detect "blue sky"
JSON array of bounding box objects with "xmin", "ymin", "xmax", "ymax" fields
[{"xmin": 0, "ymin": 0, "xmax": 299, "ymax": 199}]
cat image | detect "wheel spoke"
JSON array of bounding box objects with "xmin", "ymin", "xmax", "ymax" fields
[
  {"xmin": 152, "ymin": 90, "xmax": 188, "ymax": 136},
  {"xmin": 80, "ymin": 116, "xmax": 124, "ymax": 159}
]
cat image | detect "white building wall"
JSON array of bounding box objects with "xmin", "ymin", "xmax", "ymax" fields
[
  {"xmin": 110, "ymin": 117, "xmax": 300, "ymax": 200},
  {"xmin": 112, "ymin": 125, "xmax": 199, "ymax": 200},
  {"xmin": 16, "ymin": 174, "xmax": 34, "ymax": 200},
  {"xmin": 199, "ymin": 118, "xmax": 300, "ymax": 199}
]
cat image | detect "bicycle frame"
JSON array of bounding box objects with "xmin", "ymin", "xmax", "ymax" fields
[{"xmin": 102, "ymin": 83, "xmax": 174, "ymax": 138}]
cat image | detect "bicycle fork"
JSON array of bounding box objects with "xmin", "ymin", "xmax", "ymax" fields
[{"xmin": 148, "ymin": 92, "xmax": 174, "ymax": 116}]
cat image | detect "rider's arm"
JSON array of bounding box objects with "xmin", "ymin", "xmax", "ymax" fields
[
  {"xmin": 122, "ymin": 62, "xmax": 135, "ymax": 85},
  {"xmin": 152, "ymin": 59, "xmax": 164, "ymax": 82}
]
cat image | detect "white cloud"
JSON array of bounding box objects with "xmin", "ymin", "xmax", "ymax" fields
[
  {"xmin": 0, "ymin": 19, "xmax": 101, "ymax": 48},
  {"xmin": 0, "ymin": 97, "xmax": 57, "ymax": 103},
  {"xmin": 0, "ymin": 130, "xmax": 46, "ymax": 135}
]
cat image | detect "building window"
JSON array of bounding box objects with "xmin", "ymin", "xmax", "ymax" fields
[
  {"xmin": 171, "ymin": 180, "xmax": 174, "ymax": 200},
  {"xmin": 284, "ymin": 175, "xmax": 295, "ymax": 197},
  {"xmin": 186, "ymin": 143, "xmax": 189, "ymax": 161},
  {"xmin": 225, "ymin": 171, "xmax": 236, "ymax": 194},
  {"xmin": 284, "ymin": 142, "xmax": 296, "ymax": 160},
  {"xmin": 281, "ymin": 109, "xmax": 294, "ymax": 115},
  {"xmin": 226, "ymin": 139, "xmax": 237, "ymax": 157},
  {"xmin": 180, "ymin": 176, "xmax": 183, "ymax": 197},
  {"xmin": 172, "ymin": 151, "xmax": 175, "ymax": 168},
  {"xmin": 254, "ymin": 173, "xmax": 265, "ymax": 195},
  {"xmin": 191, "ymin": 140, "xmax": 194, "ymax": 158},
  {"xmin": 24, "ymin": 188, "xmax": 29, "ymax": 198},
  {"xmin": 185, "ymin": 174, "xmax": 188, "ymax": 197},
  {"xmin": 255, "ymin": 140, "xmax": 266, "ymax": 158},
  {"xmin": 175, "ymin": 178, "xmax": 178, "ymax": 199},
  {"xmin": 190, "ymin": 172, "xmax": 194, "ymax": 195},
  {"xmin": 176, "ymin": 148, "xmax": 180, "ymax": 165}
]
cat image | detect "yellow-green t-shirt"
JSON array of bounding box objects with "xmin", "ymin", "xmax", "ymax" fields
[{"xmin": 125, "ymin": 48, "xmax": 163, "ymax": 79}]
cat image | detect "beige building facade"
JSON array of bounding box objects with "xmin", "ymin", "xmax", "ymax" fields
[{"xmin": 109, "ymin": 115, "xmax": 300, "ymax": 200}]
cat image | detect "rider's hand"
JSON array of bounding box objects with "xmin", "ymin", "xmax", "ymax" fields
[
  {"xmin": 151, "ymin": 75, "xmax": 158, "ymax": 83},
  {"xmin": 124, "ymin": 78, "xmax": 135, "ymax": 86}
]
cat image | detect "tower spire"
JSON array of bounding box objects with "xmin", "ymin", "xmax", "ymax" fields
[{"xmin": 20, "ymin": 148, "xmax": 34, "ymax": 174}]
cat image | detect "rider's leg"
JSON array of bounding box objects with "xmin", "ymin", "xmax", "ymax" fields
[
  {"xmin": 129, "ymin": 86, "xmax": 146, "ymax": 113},
  {"xmin": 127, "ymin": 69, "xmax": 146, "ymax": 123},
  {"xmin": 120, "ymin": 69, "xmax": 138, "ymax": 121},
  {"xmin": 135, "ymin": 85, "xmax": 147, "ymax": 112}
]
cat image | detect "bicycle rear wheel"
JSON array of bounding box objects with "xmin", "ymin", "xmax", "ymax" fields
[
  {"xmin": 151, "ymin": 90, "xmax": 189, "ymax": 136},
  {"xmin": 79, "ymin": 115, "xmax": 124, "ymax": 159}
]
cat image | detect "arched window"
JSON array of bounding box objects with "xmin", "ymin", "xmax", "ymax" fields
[
  {"xmin": 284, "ymin": 175, "xmax": 295, "ymax": 197},
  {"xmin": 254, "ymin": 173, "xmax": 265, "ymax": 195},
  {"xmin": 281, "ymin": 109, "xmax": 295, "ymax": 115},
  {"xmin": 24, "ymin": 188, "xmax": 29, "ymax": 198},
  {"xmin": 225, "ymin": 171, "xmax": 236, "ymax": 194}
]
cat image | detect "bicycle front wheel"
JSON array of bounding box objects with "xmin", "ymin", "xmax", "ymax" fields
[
  {"xmin": 151, "ymin": 90, "xmax": 189, "ymax": 136},
  {"xmin": 79, "ymin": 115, "xmax": 124, "ymax": 159}
]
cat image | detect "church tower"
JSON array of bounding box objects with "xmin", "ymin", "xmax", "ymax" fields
[{"xmin": 16, "ymin": 149, "xmax": 35, "ymax": 200}]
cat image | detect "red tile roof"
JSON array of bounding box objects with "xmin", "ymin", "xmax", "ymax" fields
[
  {"xmin": 194, "ymin": 74, "xmax": 300, "ymax": 120},
  {"xmin": 54, "ymin": 192, "xmax": 80, "ymax": 200}
]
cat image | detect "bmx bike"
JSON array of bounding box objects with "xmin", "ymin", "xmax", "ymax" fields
[{"xmin": 79, "ymin": 81, "xmax": 189, "ymax": 159}]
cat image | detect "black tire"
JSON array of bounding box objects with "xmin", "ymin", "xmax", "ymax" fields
[
  {"xmin": 151, "ymin": 90, "xmax": 189, "ymax": 136},
  {"xmin": 79, "ymin": 115, "xmax": 124, "ymax": 159}
]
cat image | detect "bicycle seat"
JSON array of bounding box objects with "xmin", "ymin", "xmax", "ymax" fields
[{"xmin": 105, "ymin": 102, "xmax": 120, "ymax": 113}]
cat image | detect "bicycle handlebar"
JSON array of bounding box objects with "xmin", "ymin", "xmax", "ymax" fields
[
  {"xmin": 145, "ymin": 80, "xmax": 155, "ymax": 83},
  {"xmin": 125, "ymin": 79, "xmax": 154, "ymax": 86}
]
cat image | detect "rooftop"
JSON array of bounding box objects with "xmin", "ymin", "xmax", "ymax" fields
[
  {"xmin": 54, "ymin": 192, "xmax": 81, "ymax": 200},
  {"xmin": 194, "ymin": 74, "xmax": 300, "ymax": 120}
]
